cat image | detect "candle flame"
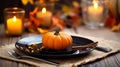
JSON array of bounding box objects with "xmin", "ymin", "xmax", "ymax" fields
[
  {"xmin": 13, "ymin": 16, "xmax": 16, "ymax": 22},
  {"xmin": 93, "ymin": 0, "xmax": 98, "ymax": 8},
  {"xmin": 94, "ymin": 3, "xmax": 98, "ymax": 8},
  {"xmin": 42, "ymin": 7, "xmax": 46, "ymax": 14}
]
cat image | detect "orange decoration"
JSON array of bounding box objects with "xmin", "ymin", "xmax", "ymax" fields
[
  {"xmin": 105, "ymin": 16, "xmax": 116, "ymax": 28},
  {"xmin": 51, "ymin": 17, "xmax": 65, "ymax": 30},
  {"xmin": 29, "ymin": 7, "xmax": 42, "ymax": 27},
  {"xmin": 42, "ymin": 31, "xmax": 72, "ymax": 50},
  {"xmin": 37, "ymin": 28, "xmax": 48, "ymax": 34}
]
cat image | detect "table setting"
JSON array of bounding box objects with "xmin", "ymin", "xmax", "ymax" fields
[
  {"xmin": 0, "ymin": 0, "xmax": 120, "ymax": 67},
  {"xmin": 0, "ymin": 32, "xmax": 120, "ymax": 67}
]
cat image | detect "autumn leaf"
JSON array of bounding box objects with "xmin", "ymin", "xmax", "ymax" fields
[{"xmin": 21, "ymin": 0, "xmax": 34, "ymax": 5}]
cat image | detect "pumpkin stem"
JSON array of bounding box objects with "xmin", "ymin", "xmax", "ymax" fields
[{"xmin": 54, "ymin": 28, "xmax": 60, "ymax": 35}]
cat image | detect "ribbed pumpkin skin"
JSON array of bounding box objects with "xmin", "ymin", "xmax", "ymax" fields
[{"xmin": 42, "ymin": 31, "xmax": 72, "ymax": 50}]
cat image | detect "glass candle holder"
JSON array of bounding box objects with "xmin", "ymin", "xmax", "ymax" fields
[
  {"xmin": 82, "ymin": 0, "xmax": 108, "ymax": 29},
  {"xmin": 4, "ymin": 7, "xmax": 25, "ymax": 36},
  {"xmin": 34, "ymin": 0, "xmax": 53, "ymax": 29}
]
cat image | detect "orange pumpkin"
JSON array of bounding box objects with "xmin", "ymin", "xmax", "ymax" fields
[{"xmin": 42, "ymin": 30, "xmax": 73, "ymax": 50}]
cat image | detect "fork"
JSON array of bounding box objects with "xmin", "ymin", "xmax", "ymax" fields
[{"xmin": 7, "ymin": 50, "xmax": 59, "ymax": 66}]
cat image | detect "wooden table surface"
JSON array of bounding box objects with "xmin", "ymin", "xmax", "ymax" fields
[{"xmin": 0, "ymin": 24, "xmax": 120, "ymax": 67}]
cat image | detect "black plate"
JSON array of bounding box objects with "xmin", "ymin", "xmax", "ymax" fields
[{"xmin": 15, "ymin": 35, "xmax": 94, "ymax": 59}]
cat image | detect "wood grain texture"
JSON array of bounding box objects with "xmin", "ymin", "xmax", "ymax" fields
[
  {"xmin": 78, "ymin": 53, "xmax": 120, "ymax": 67},
  {"xmin": 0, "ymin": 25, "xmax": 34, "ymax": 67}
]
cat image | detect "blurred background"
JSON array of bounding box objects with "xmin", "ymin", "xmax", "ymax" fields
[
  {"xmin": 0, "ymin": 0, "xmax": 22, "ymax": 23},
  {"xmin": 0, "ymin": 0, "xmax": 80, "ymax": 24},
  {"xmin": 0, "ymin": 0, "xmax": 120, "ymax": 32}
]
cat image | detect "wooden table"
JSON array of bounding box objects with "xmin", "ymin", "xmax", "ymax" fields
[{"xmin": 0, "ymin": 24, "xmax": 120, "ymax": 67}]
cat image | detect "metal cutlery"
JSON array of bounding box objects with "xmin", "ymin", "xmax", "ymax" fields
[
  {"xmin": 95, "ymin": 46, "xmax": 112, "ymax": 52},
  {"xmin": 7, "ymin": 50, "xmax": 59, "ymax": 66}
]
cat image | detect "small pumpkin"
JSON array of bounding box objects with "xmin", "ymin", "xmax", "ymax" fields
[{"xmin": 42, "ymin": 30, "xmax": 73, "ymax": 50}]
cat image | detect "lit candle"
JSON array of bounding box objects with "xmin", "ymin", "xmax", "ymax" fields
[
  {"xmin": 6, "ymin": 16, "xmax": 23, "ymax": 35},
  {"xmin": 36, "ymin": 7, "xmax": 52, "ymax": 28},
  {"xmin": 88, "ymin": 0, "xmax": 103, "ymax": 22}
]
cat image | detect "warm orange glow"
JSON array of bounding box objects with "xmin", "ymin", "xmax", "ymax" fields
[
  {"xmin": 13, "ymin": 16, "xmax": 16, "ymax": 22},
  {"xmin": 42, "ymin": 7, "xmax": 46, "ymax": 14},
  {"xmin": 88, "ymin": 0, "xmax": 103, "ymax": 25},
  {"xmin": 7, "ymin": 16, "xmax": 22, "ymax": 35}
]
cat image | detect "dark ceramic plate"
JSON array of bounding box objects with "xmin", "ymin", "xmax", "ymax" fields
[{"xmin": 15, "ymin": 35, "xmax": 94, "ymax": 58}]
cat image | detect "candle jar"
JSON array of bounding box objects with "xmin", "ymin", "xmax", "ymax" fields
[
  {"xmin": 82, "ymin": 0, "xmax": 108, "ymax": 29},
  {"xmin": 34, "ymin": 0, "xmax": 53, "ymax": 29},
  {"xmin": 4, "ymin": 7, "xmax": 25, "ymax": 36}
]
